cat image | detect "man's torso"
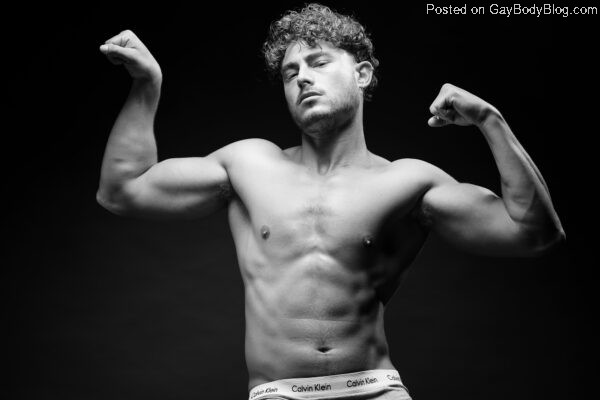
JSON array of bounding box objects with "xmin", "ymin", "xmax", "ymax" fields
[{"xmin": 221, "ymin": 140, "xmax": 433, "ymax": 390}]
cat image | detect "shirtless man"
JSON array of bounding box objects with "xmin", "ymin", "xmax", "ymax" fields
[{"xmin": 96, "ymin": 4, "xmax": 565, "ymax": 400}]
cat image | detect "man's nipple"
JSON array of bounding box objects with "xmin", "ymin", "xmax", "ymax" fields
[
  {"xmin": 260, "ymin": 225, "xmax": 270, "ymax": 240},
  {"xmin": 363, "ymin": 235, "xmax": 374, "ymax": 247}
]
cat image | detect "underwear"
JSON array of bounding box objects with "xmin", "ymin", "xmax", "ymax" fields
[{"xmin": 248, "ymin": 369, "xmax": 411, "ymax": 400}]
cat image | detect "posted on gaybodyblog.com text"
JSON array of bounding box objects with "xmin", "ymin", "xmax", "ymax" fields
[{"xmin": 425, "ymin": 3, "xmax": 597, "ymax": 17}]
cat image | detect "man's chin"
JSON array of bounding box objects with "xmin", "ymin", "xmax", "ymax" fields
[{"xmin": 295, "ymin": 107, "xmax": 334, "ymax": 129}]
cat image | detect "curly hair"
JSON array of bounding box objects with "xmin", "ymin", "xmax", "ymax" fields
[{"xmin": 262, "ymin": 3, "xmax": 380, "ymax": 101}]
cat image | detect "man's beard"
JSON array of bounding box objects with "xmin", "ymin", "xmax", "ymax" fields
[{"xmin": 293, "ymin": 89, "xmax": 360, "ymax": 137}]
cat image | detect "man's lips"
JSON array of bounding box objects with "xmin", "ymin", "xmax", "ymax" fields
[{"xmin": 298, "ymin": 91, "xmax": 322, "ymax": 104}]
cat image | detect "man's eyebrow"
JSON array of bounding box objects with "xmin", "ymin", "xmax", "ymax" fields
[
  {"xmin": 281, "ymin": 50, "xmax": 334, "ymax": 74},
  {"xmin": 281, "ymin": 61, "xmax": 298, "ymax": 74}
]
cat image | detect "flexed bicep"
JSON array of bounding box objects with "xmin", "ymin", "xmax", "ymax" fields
[
  {"xmin": 106, "ymin": 155, "xmax": 232, "ymax": 220},
  {"xmin": 421, "ymin": 183, "xmax": 535, "ymax": 257}
]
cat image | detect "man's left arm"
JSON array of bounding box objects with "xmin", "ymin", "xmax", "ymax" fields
[{"xmin": 420, "ymin": 83, "xmax": 565, "ymax": 257}]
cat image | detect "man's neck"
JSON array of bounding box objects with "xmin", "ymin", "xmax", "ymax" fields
[{"xmin": 297, "ymin": 111, "xmax": 371, "ymax": 175}]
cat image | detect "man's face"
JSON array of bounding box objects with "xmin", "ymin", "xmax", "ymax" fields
[{"xmin": 281, "ymin": 40, "xmax": 362, "ymax": 133}]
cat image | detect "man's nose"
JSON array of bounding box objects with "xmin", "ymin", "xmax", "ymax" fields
[{"xmin": 296, "ymin": 66, "xmax": 314, "ymax": 88}]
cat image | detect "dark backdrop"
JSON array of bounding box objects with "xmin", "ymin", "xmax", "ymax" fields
[{"xmin": 7, "ymin": 1, "xmax": 595, "ymax": 399}]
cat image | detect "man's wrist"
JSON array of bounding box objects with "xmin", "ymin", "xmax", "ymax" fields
[
  {"xmin": 477, "ymin": 105, "xmax": 504, "ymax": 131},
  {"xmin": 132, "ymin": 75, "xmax": 162, "ymax": 90},
  {"xmin": 130, "ymin": 76, "xmax": 162, "ymax": 105}
]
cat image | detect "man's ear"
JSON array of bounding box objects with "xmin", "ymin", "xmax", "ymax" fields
[{"xmin": 355, "ymin": 61, "xmax": 374, "ymax": 89}]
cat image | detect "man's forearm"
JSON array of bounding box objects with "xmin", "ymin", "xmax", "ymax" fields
[
  {"xmin": 478, "ymin": 111, "xmax": 565, "ymax": 243},
  {"xmin": 98, "ymin": 78, "xmax": 161, "ymax": 201}
]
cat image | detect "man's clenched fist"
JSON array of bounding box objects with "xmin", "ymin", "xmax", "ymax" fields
[
  {"xmin": 428, "ymin": 83, "xmax": 501, "ymax": 128},
  {"xmin": 99, "ymin": 30, "xmax": 162, "ymax": 83}
]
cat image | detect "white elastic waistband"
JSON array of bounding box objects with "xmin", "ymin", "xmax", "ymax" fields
[{"xmin": 248, "ymin": 369, "xmax": 410, "ymax": 400}]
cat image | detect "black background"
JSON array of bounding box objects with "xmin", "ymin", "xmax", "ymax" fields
[{"xmin": 7, "ymin": 1, "xmax": 595, "ymax": 399}]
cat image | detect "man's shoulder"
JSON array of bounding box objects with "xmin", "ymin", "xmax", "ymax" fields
[
  {"xmin": 383, "ymin": 157, "xmax": 457, "ymax": 188},
  {"xmin": 224, "ymin": 138, "xmax": 282, "ymax": 153},
  {"xmin": 387, "ymin": 157, "xmax": 442, "ymax": 176},
  {"xmin": 210, "ymin": 138, "xmax": 283, "ymax": 164}
]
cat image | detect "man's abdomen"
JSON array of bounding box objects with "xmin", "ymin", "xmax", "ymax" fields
[{"xmin": 242, "ymin": 257, "xmax": 395, "ymax": 390}]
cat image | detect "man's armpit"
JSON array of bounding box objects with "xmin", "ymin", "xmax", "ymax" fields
[
  {"xmin": 410, "ymin": 197, "xmax": 434, "ymax": 229},
  {"xmin": 218, "ymin": 181, "xmax": 234, "ymax": 203}
]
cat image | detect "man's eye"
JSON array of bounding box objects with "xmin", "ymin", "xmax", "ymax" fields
[
  {"xmin": 315, "ymin": 60, "xmax": 328, "ymax": 67},
  {"xmin": 285, "ymin": 73, "xmax": 297, "ymax": 81}
]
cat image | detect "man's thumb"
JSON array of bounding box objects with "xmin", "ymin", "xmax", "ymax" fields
[{"xmin": 99, "ymin": 43, "xmax": 135, "ymax": 58}]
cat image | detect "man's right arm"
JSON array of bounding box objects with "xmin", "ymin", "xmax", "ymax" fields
[{"xmin": 96, "ymin": 30, "xmax": 232, "ymax": 220}]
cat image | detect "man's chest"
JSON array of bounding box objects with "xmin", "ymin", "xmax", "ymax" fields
[{"xmin": 228, "ymin": 159, "xmax": 427, "ymax": 255}]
